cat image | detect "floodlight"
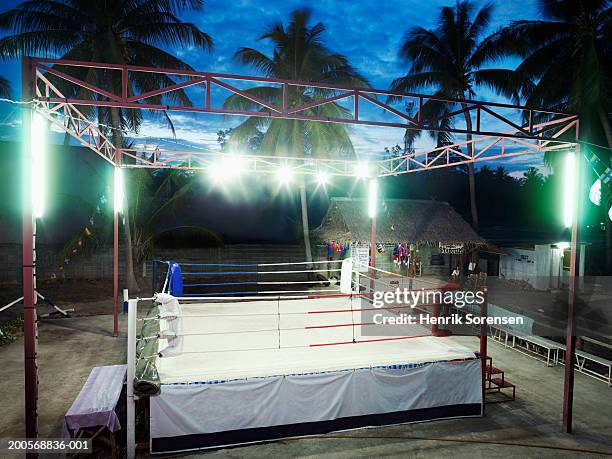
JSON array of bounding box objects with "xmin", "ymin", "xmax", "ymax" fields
[
  {"xmin": 589, "ymin": 179, "xmax": 601, "ymax": 206},
  {"xmin": 231, "ymin": 154, "xmax": 248, "ymax": 175},
  {"xmin": 563, "ymin": 153, "xmax": 575, "ymax": 228},
  {"xmin": 277, "ymin": 165, "xmax": 294, "ymax": 184},
  {"xmin": 114, "ymin": 167, "xmax": 124, "ymax": 214},
  {"xmin": 208, "ymin": 155, "xmax": 246, "ymax": 183},
  {"xmin": 368, "ymin": 179, "xmax": 378, "ymax": 218},
  {"xmin": 31, "ymin": 112, "xmax": 46, "ymax": 218},
  {"xmin": 316, "ymin": 171, "xmax": 329, "ymax": 186},
  {"xmin": 354, "ymin": 163, "xmax": 370, "ymax": 179},
  {"xmin": 556, "ymin": 241, "xmax": 570, "ymax": 250}
]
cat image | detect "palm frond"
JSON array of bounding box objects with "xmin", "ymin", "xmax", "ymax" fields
[
  {"xmin": 399, "ymin": 27, "xmax": 453, "ymax": 71},
  {"xmin": 222, "ymin": 86, "xmax": 281, "ymax": 111},
  {"xmin": 0, "ymin": 75, "xmax": 11, "ymax": 97},
  {"xmin": 0, "ymin": 30, "xmax": 81, "ymax": 58},
  {"xmin": 234, "ymin": 47, "xmax": 276, "ymax": 74},
  {"xmin": 126, "ymin": 21, "xmax": 212, "ymax": 51},
  {"xmin": 471, "ymin": 68, "xmax": 523, "ymax": 102},
  {"xmin": 466, "ymin": 2, "xmax": 493, "ymax": 42},
  {"xmin": 123, "ymin": 0, "xmax": 204, "ymax": 18}
]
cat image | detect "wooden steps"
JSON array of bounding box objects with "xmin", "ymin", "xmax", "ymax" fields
[{"xmin": 484, "ymin": 356, "xmax": 516, "ymax": 403}]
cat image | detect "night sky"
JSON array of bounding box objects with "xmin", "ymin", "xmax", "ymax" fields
[{"xmin": 0, "ymin": 0, "xmax": 547, "ymax": 177}]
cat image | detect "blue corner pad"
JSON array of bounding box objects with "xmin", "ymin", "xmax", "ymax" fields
[{"xmin": 169, "ymin": 261, "xmax": 183, "ymax": 297}]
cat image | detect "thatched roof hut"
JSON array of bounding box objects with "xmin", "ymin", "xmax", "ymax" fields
[{"xmin": 313, "ymin": 198, "xmax": 486, "ymax": 248}]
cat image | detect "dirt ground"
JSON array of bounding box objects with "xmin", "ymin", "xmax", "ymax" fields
[{"xmin": 0, "ymin": 279, "xmax": 131, "ymax": 329}]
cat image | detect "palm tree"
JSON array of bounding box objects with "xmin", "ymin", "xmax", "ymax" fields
[
  {"xmin": 497, "ymin": 0, "xmax": 611, "ymax": 270},
  {"xmin": 498, "ymin": 0, "xmax": 611, "ymax": 147},
  {"xmin": 129, "ymin": 168, "xmax": 221, "ymax": 266},
  {"xmin": 0, "ymin": 0, "xmax": 213, "ymax": 290},
  {"xmin": 390, "ymin": 0, "xmax": 520, "ymax": 230},
  {"xmin": 223, "ymin": 9, "xmax": 368, "ymax": 265}
]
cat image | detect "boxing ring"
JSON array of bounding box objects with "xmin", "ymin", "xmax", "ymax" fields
[{"xmin": 128, "ymin": 260, "xmax": 485, "ymax": 454}]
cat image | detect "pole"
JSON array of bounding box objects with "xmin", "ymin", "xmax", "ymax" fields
[
  {"xmin": 369, "ymin": 215, "xmax": 376, "ymax": 295},
  {"xmin": 126, "ymin": 299, "xmax": 137, "ymax": 459},
  {"xmin": 151, "ymin": 259, "xmax": 158, "ymax": 297},
  {"xmin": 480, "ymin": 287, "xmax": 488, "ymax": 415},
  {"xmin": 22, "ymin": 56, "xmax": 38, "ymax": 442},
  {"xmin": 563, "ymin": 127, "xmax": 582, "ymax": 433},
  {"xmin": 113, "ymin": 206, "xmax": 119, "ymax": 336},
  {"xmin": 113, "ymin": 150, "xmax": 121, "ymax": 337},
  {"xmin": 123, "ymin": 288, "xmax": 129, "ymax": 314}
]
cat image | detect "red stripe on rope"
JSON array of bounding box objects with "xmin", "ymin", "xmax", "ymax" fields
[
  {"xmin": 307, "ymin": 303, "xmax": 438, "ymax": 314},
  {"xmin": 305, "ymin": 293, "xmax": 368, "ymax": 300},
  {"xmin": 305, "ymin": 322, "xmax": 371, "ymax": 329},
  {"xmin": 309, "ymin": 334, "xmax": 431, "ymax": 347}
]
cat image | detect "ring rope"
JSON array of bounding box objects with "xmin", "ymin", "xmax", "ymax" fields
[
  {"xmin": 183, "ymin": 280, "xmax": 334, "ymax": 287},
  {"xmin": 152, "ymin": 334, "xmax": 434, "ymax": 357},
  {"xmin": 139, "ymin": 321, "xmax": 402, "ymax": 341},
  {"xmin": 140, "ymin": 303, "xmax": 432, "ymax": 320},
  {"xmin": 182, "ymin": 268, "xmax": 342, "ymax": 275},
  {"xmin": 177, "ymin": 260, "xmax": 342, "ymax": 267},
  {"xmin": 181, "ymin": 288, "xmax": 341, "ymax": 297}
]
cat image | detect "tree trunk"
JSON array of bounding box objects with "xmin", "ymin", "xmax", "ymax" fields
[
  {"xmin": 299, "ymin": 180, "xmax": 313, "ymax": 269},
  {"xmin": 598, "ymin": 106, "xmax": 612, "ymax": 151},
  {"xmin": 462, "ymin": 105, "xmax": 479, "ymax": 230},
  {"xmin": 110, "ymin": 108, "xmax": 140, "ymax": 292}
]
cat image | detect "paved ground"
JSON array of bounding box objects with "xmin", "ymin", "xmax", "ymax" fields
[{"xmin": 1, "ymin": 304, "xmax": 611, "ymax": 458}]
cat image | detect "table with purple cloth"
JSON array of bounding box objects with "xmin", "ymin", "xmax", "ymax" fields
[{"xmin": 62, "ymin": 364, "xmax": 127, "ymax": 439}]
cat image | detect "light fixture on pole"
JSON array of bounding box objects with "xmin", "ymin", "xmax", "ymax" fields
[
  {"xmin": 31, "ymin": 112, "xmax": 46, "ymax": 218},
  {"xmin": 563, "ymin": 152, "xmax": 575, "ymax": 228},
  {"xmin": 316, "ymin": 171, "xmax": 329, "ymax": 186},
  {"xmin": 368, "ymin": 179, "xmax": 378, "ymax": 218},
  {"xmin": 355, "ymin": 163, "xmax": 370, "ymax": 179},
  {"xmin": 277, "ymin": 164, "xmax": 294, "ymax": 185},
  {"xmin": 114, "ymin": 167, "xmax": 124, "ymax": 214},
  {"xmin": 368, "ymin": 178, "xmax": 378, "ymax": 293}
]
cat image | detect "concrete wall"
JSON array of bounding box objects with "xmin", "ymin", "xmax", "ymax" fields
[
  {"xmin": 0, "ymin": 243, "xmax": 306, "ymax": 283},
  {"xmin": 0, "ymin": 243, "xmax": 117, "ymax": 283},
  {"xmin": 499, "ymin": 247, "xmax": 538, "ymax": 282},
  {"xmin": 498, "ymin": 244, "xmax": 572, "ymax": 290}
]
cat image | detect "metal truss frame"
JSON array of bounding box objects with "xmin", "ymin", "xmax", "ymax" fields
[{"xmin": 29, "ymin": 57, "xmax": 578, "ymax": 175}]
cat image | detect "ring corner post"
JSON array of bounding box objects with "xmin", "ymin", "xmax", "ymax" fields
[
  {"xmin": 368, "ymin": 178, "xmax": 378, "ymax": 296},
  {"xmin": 127, "ymin": 298, "xmax": 137, "ymax": 459},
  {"xmin": 22, "ymin": 55, "xmax": 39, "ymax": 442},
  {"xmin": 151, "ymin": 259, "xmax": 158, "ymax": 297},
  {"xmin": 480, "ymin": 286, "xmax": 488, "ymax": 415}
]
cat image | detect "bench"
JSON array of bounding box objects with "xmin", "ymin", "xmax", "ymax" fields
[
  {"xmin": 512, "ymin": 333, "xmax": 565, "ymax": 367},
  {"xmin": 490, "ymin": 325, "xmax": 564, "ymax": 367},
  {"xmin": 574, "ymin": 350, "xmax": 612, "ymax": 386},
  {"xmin": 63, "ymin": 364, "xmax": 127, "ymax": 458},
  {"xmin": 492, "ymin": 327, "xmax": 612, "ymax": 386}
]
